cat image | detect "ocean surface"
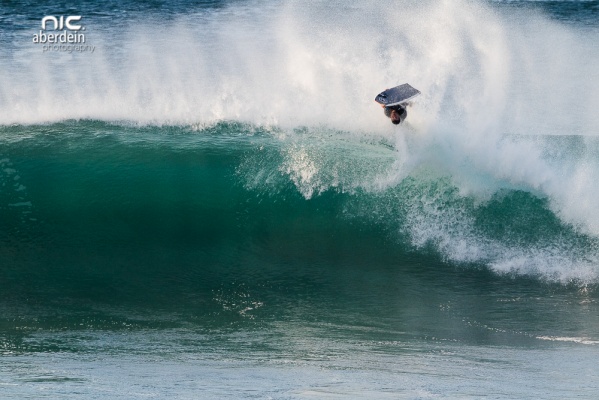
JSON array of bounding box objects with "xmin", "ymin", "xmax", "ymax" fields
[{"xmin": 1, "ymin": 0, "xmax": 599, "ymax": 398}]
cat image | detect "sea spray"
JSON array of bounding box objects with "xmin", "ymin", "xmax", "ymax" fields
[{"xmin": 0, "ymin": 0, "xmax": 595, "ymax": 131}]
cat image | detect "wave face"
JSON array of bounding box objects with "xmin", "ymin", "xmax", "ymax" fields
[
  {"xmin": 1, "ymin": 0, "xmax": 599, "ymax": 287},
  {"xmin": 1, "ymin": 122, "xmax": 598, "ymax": 289}
]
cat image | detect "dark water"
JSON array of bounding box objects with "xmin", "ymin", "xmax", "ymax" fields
[{"xmin": 1, "ymin": 1, "xmax": 599, "ymax": 398}]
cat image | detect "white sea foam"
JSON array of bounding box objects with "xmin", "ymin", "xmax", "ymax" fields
[
  {"xmin": 537, "ymin": 336, "xmax": 599, "ymax": 345},
  {"xmin": 2, "ymin": 1, "xmax": 595, "ymax": 131}
]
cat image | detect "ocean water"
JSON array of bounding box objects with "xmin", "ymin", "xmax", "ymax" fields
[{"xmin": 1, "ymin": 0, "xmax": 599, "ymax": 398}]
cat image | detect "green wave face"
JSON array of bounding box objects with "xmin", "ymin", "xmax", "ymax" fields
[{"xmin": 2, "ymin": 122, "xmax": 598, "ymax": 297}]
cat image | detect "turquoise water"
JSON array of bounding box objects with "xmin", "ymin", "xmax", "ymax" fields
[{"xmin": 2, "ymin": 1, "xmax": 599, "ymax": 398}]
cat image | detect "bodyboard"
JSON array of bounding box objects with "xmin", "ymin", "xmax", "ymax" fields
[{"xmin": 375, "ymin": 84, "xmax": 421, "ymax": 107}]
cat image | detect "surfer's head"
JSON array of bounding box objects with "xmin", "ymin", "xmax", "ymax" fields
[{"xmin": 390, "ymin": 109, "xmax": 401, "ymax": 125}]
